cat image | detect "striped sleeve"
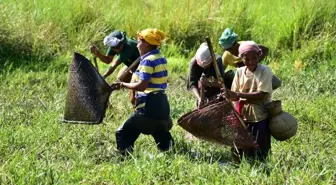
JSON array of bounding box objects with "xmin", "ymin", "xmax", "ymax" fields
[{"xmin": 138, "ymin": 59, "xmax": 154, "ymax": 81}]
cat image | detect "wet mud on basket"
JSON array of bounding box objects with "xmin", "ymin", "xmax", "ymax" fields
[
  {"xmin": 178, "ymin": 98, "xmax": 256, "ymax": 148},
  {"xmin": 63, "ymin": 52, "xmax": 112, "ymax": 124}
]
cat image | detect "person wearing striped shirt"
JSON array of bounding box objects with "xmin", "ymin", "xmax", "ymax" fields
[{"xmin": 111, "ymin": 28, "xmax": 173, "ymax": 154}]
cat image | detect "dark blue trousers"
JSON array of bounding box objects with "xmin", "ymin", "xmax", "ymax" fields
[
  {"xmin": 115, "ymin": 92, "xmax": 173, "ymax": 153},
  {"xmin": 232, "ymin": 119, "xmax": 271, "ymax": 161}
]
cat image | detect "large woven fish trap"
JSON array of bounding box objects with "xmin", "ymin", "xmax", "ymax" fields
[
  {"xmin": 63, "ymin": 52, "xmax": 112, "ymax": 124},
  {"xmin": 178, "ymin": 98, "xmax": 256, "ymax": 148}
]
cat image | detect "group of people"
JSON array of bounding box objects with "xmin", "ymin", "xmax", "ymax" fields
[{"xmin": 90, "ymin": 28, "xmax": 281, "ymax": 162}]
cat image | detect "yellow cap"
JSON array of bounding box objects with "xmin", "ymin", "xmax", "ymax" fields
[{"xmin": 137, "ymin": 28, "xmax": 165, "ymax": 46}]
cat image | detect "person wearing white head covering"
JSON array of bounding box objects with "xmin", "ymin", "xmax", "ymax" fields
[
  {"xmin": 187, "ymin": 43, "xmax": 227, "ymax": 108},
  {"xmin": 90, "ymin": 30, "xmax": 140, "ymax": 81},
  {"xmin": 103, "ymin": 36, "xmax": 122, "ymax": 48},
  {"xmin": 195, "ymin": 43, "xmax": 212, "ymax": 68}
]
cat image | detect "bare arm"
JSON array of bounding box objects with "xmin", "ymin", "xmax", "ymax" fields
[
  {"xmin": 102, "ymin": 59, "xmax": 122, "ymax": 79},
  {"xmin": 90, "ymin": 45, "xmax": 114, "ymax": 64},
  {"xmin": 191, "ymin": 86, "xmax": 202, "ymax": 102},
  {"xmin": 122, "ymin": 80, "xmax": 149, "ymax": 92},
  {"xmin": 228, "ymin": 89, "xmax": 268, "ymax": 101}
]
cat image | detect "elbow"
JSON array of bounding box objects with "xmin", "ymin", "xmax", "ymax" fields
[
  {"xmin": 105, "ymin": 59, "xmax": 113, "ymax": 64},
  {"xmin": 137, "ymin": 86, "xmax": 147, "ymax": 92},
  {"xmin": 136, "ymin": 82, "xmax": 149, "ymax": 91},
  {"xmin": 259, "ymin": 92, "xmax": 269, "ymax": 100}
]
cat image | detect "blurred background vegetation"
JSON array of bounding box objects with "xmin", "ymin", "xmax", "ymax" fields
[{"xmin": 0, "ymin": 0, "xmax": 335, "ymax": 184}]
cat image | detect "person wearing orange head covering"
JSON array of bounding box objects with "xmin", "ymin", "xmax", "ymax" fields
[{"xmin": 111, "ymin": 28, "xmax": 173, "ymax": 154}]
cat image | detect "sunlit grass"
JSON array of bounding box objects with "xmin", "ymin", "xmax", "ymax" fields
[{"xmin": 0, "ymin": 0, "xmax": 336, "ymax": 184}]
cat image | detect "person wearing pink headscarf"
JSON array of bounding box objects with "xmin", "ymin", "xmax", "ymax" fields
[{"xmin": 224, "ymin": 41, "xmax": 273, "ymax": 162}]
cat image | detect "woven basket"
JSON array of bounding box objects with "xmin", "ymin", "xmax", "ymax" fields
[
  {"xmin": 178, "ymin": 98, "xmax": 256, "ymax": 148},
  {"xmin": 63, "ymin": 52, "xmax": 112, "ymax": 124}
]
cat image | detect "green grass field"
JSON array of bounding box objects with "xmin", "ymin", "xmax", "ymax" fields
[{"xmin": 1, "ymin": 0, "xmax": 336, "ymax": 184}]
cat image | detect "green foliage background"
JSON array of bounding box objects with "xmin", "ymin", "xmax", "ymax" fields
[{"xmin": 0, "ymin": 0, "xmax": 335, "ymax": 184}]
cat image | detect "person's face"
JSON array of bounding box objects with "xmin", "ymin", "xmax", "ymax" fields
[
  {"xmin": 241, "ymin": 51, "xmax": 259, "ymax": 70},
  {"xmin": 137, "ymin": 38, "xmax": 150, "ymax": 56},
  {"xmin": 111, "ymin": 44, "xmax": 123, "ymax": 53},
  {"xmin": 197, "ymin": 60, "xmax": 212, "ymax": 69}
]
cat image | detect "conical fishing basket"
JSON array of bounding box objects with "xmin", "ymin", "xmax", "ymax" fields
[
  {"xmin": 63, "ymin": 52, "xmax": 112, "ymax": 124},
  {"xmin": 178, "ymin": 98, "xmax": 255, "ymax": 148}
]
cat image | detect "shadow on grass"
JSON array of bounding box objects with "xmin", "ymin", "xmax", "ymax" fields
[
  {"xmin": 0, "ymin": 29, "xmax": 57, "ymax": 73},
  {"xmin": 88, "ymin": 137, "xmax": 234, "ymax": 166},
  {"xmin": 172, "ymin": 138, "xmax": 234, "ymax": 165}
]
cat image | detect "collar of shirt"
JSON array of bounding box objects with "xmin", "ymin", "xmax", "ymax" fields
[{"xmin": 140, "ymin": 49, "xmax": 160, "ymax": 60}]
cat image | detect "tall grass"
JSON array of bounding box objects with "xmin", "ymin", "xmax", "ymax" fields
[
  {"xmin": 1, "ymin": 0, "xmax": 335, "ymax": 62},
  {"xmin": 0, "ymin": 0, "xmax": 336, "ymax": 184}
]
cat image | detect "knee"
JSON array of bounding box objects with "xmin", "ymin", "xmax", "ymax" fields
[
  {"xmin": 161, "ymin": 118, "xmax": 173, "ymax": 131},
  {"xmin": 157, "ymin": 132, "xmax": 174, "ymax": 151},
  {"xmin": 115, "ymin": 127, "xmax": 124, "ymax": 138}
]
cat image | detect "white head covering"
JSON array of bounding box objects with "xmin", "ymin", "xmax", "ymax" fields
[
  {"xmin": 195, "ymin": 43, "xmax": 212, "ymax": 68},
  {"xmin": 103, "ymin": 35, "xmax": 121, "ymax": 48}
]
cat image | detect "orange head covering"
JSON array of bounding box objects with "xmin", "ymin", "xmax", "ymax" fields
[{"xmin": 137, "ymin": 28, "xmax": 165, "ymax": 46}]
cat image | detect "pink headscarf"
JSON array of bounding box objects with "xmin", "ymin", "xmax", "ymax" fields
[{"xmin": 238, "ymin": 41, "xmax": 262, "ymax": 57}]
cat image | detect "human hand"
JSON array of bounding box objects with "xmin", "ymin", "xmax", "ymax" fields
[
  {"xmin": 111, "ymin": 82, "xmax": 123, "ymax": 91},
  {"xmin": 90, "ymin": 45, "xmax": 99, "ymax": 55},
  {"xmin": 197, "ymin": 98, "xmax": 208, "ymax": 109},
  {"xmin": 253, "ymin": 141, "xmax": 260, "ymax": 149},
  {"xmin": 199, "ymin": 76, "xmax": 209, "ymax": 87},
  {"xmin": 221, "ymin": 88, "xmax": 239, "ymax": 100}
]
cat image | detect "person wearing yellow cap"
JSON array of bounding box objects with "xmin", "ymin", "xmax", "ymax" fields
[
  {"xmin": 110, "ymin": 28, "xmax": 173, "ymax": 154},
  {"xmin": 90, "ymin": 30, "xmax": 140, "ymax": 81}
]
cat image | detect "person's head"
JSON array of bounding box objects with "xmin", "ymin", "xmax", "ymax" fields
[
  {"xmin": 238, "ymin": 41, "xmax": 262, "ymax": 70},
  {"xmin": 136, "ymin": 28, "xmax": 165, "ymax": 56},
  {"xmin": 103, "ymin": 30, "xmax": 127, "ymax": 53},
  {"xmin": 195, "ymin": 43, "xmax": 213, "ymax": 69},
  {"xmin": 218, "ymin": 28, "xmax": 238, "ymax": 51}
]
